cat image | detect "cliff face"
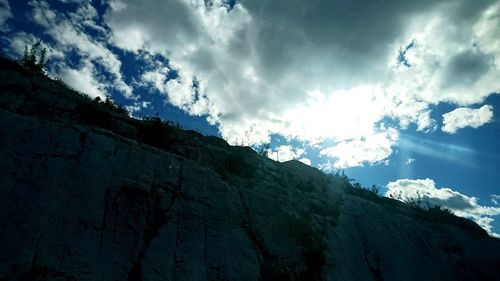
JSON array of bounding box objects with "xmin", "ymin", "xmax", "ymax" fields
[{"xmin": 0, "ymin": 57, "xmax": 499, "ymax": 281}]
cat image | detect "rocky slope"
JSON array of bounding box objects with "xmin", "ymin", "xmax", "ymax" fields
[{"xmin": 0, "ymin": 57, "xmax": 499, "ymax": 281}]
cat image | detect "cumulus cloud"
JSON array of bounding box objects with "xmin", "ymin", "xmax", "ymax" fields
[
  {"xmin": 28, "ymin": 0, "xmax": 133, "ymax": 98},
  {"xmin": 441, "ymin": 105, "xmax": 494, "ymax": 134},
  {"xmin": 4, "ymin": 0, "xmax": 498, "ymax": 167},
  {"xmin": 125, "ymin": 101, "xmax": 151, "ymax": 116},
  {"xmin": 58, "ymin": 61, "xmax": 107, "ymax": 98},
  {"xmin": 0, "ymin": 0, "xmax": 12, "ymax": 31},
  {"xmin": 140, "ymin": 68, "xmax": 170, "ymax": 94},
  {"xmin": 492, "ymin": 194, "xmax": 500, "ymax": 205},
  {"xmin": 298, "ymin": 158, "xmax": 311, "ymax": 166},
  {"xmin": 101, "ymin": 0, "xmax": 500, "ymax": 166},
  {"xmin": 386, "ymin": 178, "xmax": 500, "ymax": 236},
  {"xmin": 267, "ymin": 145, "xmax": 305, "ymax": 162},
  {"xmin": 8, "ymin": 32, "xmax": 65, "ymax": 61},
  {"xmin": 320, "ymin": 128, "xmax": 398, "ymax": 168}
]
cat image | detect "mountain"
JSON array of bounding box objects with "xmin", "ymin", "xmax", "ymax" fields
[{"xmin": 0, "ymin": 56, "xmax": 499, "ymax": 281}]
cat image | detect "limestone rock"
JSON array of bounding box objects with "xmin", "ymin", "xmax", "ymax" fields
[{"xmin": 1, "ymin": 56, "xmax": 499, "ymax": 281}]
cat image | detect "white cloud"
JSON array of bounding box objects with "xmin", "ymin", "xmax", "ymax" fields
[
  {"xmin": 298, "ymin": 158, "xmax": 311, "ymax": 166},
  {"xmin": 492, "ymin": 194, "xmax": 500, "ymax": 205},
  {"xmin": 8, "ymin": 32, "xmax": 66, "ymax": 63},
  {"xmin": 267, "ymin": 145, "xmax": 305, "ymax": 162},
  {"xmin": 475, "ymin": 217, "xmax": 497, "ymax": 236},
  {"xmin": 5, "ymin": 17, "xmax": 107, "ymax": 99},
  {"xmin": 0, "ymin": 0, "xmax": 12, "ymax": 31},
  {"xmin": 141, "ymin": 69, "xmax": 169, "ymax": 93},
  {"xmin": 102, "ymin": 0, "xmax": 500, "ymax": 165},
  {"xmin": 165, "ymin": 77, "xmax": 197, "ymax": 111},
  {"xmin": 474, "ymin": 3, "xmax": 500, "ymax": 74},
  {"xmin": 406, "ymin": 158, "xmax": 415, "ymax": 165},
  {"xmin": 125, "ymin": 101, "xmax": 151, "ymax": 115},
  {"xmin": 59, "ymin": 62, "xmax": 106, "ymax": 99},
  {"xmin": 386, "ymin": 178, "xmax": 500, "ymax": 236},
  {"xmin": 28, "ymin": 0, "xmax": 133, "ymax": 98},
  {"xmin": 320, "ymin": 128, "xmax": 398, "ymax": 168},
  {"xmin": 6, "ymin": 0, "xmax": 497, "ymax": 166},
  {"xmin": 442, "ymin": 105, "xmax": 494, "ymax": 134}
]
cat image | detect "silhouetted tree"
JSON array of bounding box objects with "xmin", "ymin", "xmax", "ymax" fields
[
  {"xmin": 20, "ymin": 40, "xmax": 47, "ymax": 73},
  {"xmin": 258, "ymin": 143, "xmax": 270, "ymax": 157}
]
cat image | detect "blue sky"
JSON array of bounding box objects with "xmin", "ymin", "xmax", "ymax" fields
[{"xmin": 1, "ymin": 0, "xmax": 499, "ymax": 235}]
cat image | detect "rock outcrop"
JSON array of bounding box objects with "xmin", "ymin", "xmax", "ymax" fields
[{"xmin": 1, "ymin": 57, "xmax": 499, "ymax": 281}]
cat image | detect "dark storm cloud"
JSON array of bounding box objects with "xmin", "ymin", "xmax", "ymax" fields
[
  {"xmin": 105, "ymin": 0, "xmax": 204, "ymax": 52},
  {"xmin": 16, "ymin": 0, "xmax": 499, "ymax": 164},
  {"xmin": 443, "ymin": 50, "xmax": 492, "ymax": 88}
]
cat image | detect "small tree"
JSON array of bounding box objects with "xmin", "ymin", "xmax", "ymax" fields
[
  {"xmin": 369, "ymin": 184, "xmax": 381, "ymax": 195},
  {"xmin": 258, "ymin": 143, "xmax": 270, "ymax": 157},
  {"xmin": 20, "ymin": 40, "xmax": 48, "ymax": 73}
]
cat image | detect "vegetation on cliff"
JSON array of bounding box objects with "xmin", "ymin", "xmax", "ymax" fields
[{"xmin": 1, "ymin": 51, "xmax": 498, "ymax": 281}]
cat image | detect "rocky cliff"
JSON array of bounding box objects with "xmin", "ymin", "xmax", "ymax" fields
[{"xmin": 0, "ymin": 57, "xmax": 499, "ymax": 281}]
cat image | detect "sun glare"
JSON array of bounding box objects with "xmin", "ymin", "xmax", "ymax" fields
[{"xmin": 282, "ymin": 85, "xmax": 387, "ymax": 143}]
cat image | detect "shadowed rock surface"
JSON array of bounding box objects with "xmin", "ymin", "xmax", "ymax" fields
[{"xmin": 0, "ymin": 57, "xmax": 499, "ymax": 281}]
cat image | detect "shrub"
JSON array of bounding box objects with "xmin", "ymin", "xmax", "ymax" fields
[
  {"xmin": 286, "ymin": 213, "xmax": 327, "ymax": 280},
  {"xmin": 74, "ymin": 96, "xmax": 134, "ymax": 137},
  {"xmin": 224, "ymin": 147, "xmax": 256, "ymax": 178},
  {"xmin": 344, "ymin": 177, "xmax": 383, "ymax": 203},
  {"xmin": 137, "ymin": 116, "xmax": 178, "ymax": 150},
  {"xmin": 346, "ymin": 184, "xmax": 383, "ymax": 203},
  {"xmin": 101, "ymin": 96, "xmax": 128, "ymax": 115},
  {"xmin": 296, "ymin": 178, "xmax": 315, "ymax": 193},
  {"xmin": 260, "ymin": 213, "xmax": 327, "ymax": 281},
  {"xmin": 77, "ymin": 102, "xmax": 113, "ymax": 128}
]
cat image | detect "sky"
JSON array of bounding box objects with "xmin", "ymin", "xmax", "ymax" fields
[{"xmin": 1, "ymin": 0, "xmax": 499, "ymax": 236}]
